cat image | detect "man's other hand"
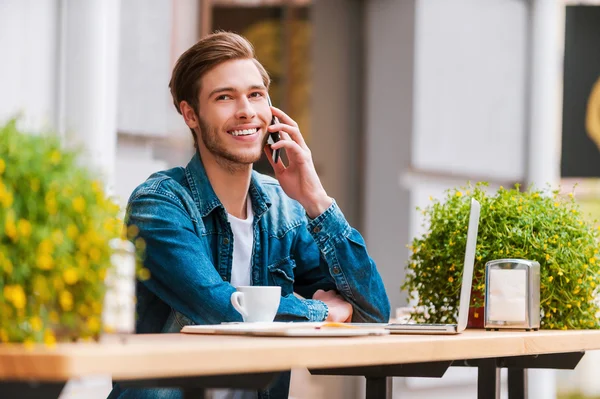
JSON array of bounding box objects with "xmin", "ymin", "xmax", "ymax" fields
[{"xmin": 313, "ymin": 289, "xmax": 353, "ymax": 322}]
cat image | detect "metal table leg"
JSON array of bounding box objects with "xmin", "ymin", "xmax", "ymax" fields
[
  {"xmin": 508, "ymin": 368, "xmax": 527, "ymax": 399},
  {"xmin": 365, "ymin": 376, "xmax": 392, "ymax": 399},
  {"xmin": 477, "ymin": 359, "xmax": 500, "ymax": 399},
  {"xmin": 0, "ymin": 381, "xmax": 66, "ymax": 399},
  {"xmin": 182, "ymin": 387, "xmax": 207, "ymax": 399}
]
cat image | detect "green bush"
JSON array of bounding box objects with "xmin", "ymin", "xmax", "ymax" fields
[
  {"xmin": 0, "ymin": 120, "xmax": 124, "ymax": 345},
  {"xmin": 403, "ymin": 182, "xmax": 600, "ymax": 329}
]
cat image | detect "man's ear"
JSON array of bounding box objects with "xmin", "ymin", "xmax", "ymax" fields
[{"xmin": 180, "ymin": 101, "xmax": 199, "ymax": 130}]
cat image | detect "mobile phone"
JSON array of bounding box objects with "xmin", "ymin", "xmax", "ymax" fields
[{"xmin": 266, "ymin": 95, "xmax": 281, "ymax": 164}]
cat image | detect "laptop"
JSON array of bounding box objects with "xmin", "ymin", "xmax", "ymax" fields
[{"xmin": 382, "ymin": 197, "xmax": 481, "ymax": 335}]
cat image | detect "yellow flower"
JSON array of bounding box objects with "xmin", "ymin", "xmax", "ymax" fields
[
  {"xmin": 89, "ymin": 247, "xmax": 101, "ymax": 262},
  {"xmin": 91, "ymin": 301, "xmax": 103, "ymax": 314},
  {"xmin": 554, "ymin": 202, "xmax": 559, "ymax": 207},
  {"xmin": 43, "ymin": 330, "xmax": 56, "ymax": 349},
  {"xmin": 0, "ymin": 158, "xmax": 5, "ymax": 175},
  {"xmin": 67, "ymin": 224, "xmax": 79, "ymax": 239},
  {"xmin": 448, "ymin": 277, "xmax": 454, "ymax": 283},
  {"xmin": 1, "ymin": 190, "xmax": 13, "ymax": 209},
  {"xmin": 36, "ymin": 254, "xmax": 54, "ymax": 270},
  {"xmin": 456, "ymin": 191, "xmax": 463, "ymax": 197},
  {"xmin": 59, "ymin": 291, "xmax": 74, "ymax": 311},
  {"xmin": 545, "ymin": 254, "xmax": 550, "ymax": 261},
  {"xmin": 45, "ymin": 192, "xmax": 58, "ymax": 215},
  {"xmin": 548, "ymin": 276, "xmax": 554, "ymax": 282},
  {"xmin": 49, "ymin": 150, "xmax": 62, "ymax": 165},
  {"xmin": 569, "ymin": 192, "xmax": 574, "ymax": 198},
  {"xmin": 39, "ymin": 239, "xmax": 54, "ymax": 254},
  {"xmin": 4, "ymin": 285, "xmax": 26, "ymax": 309},
  {"xmin": 86, "ymin": 316, "xmax": 100, "ymax": 333},
  {"xmin": 17, "ymin": 219, "xmax": 32, "ymax": 238},
  {"xmin": 72, "ymin": 196, "xmax": 86, "ymax": 213},
  {"xmin": 558, "ymin": 271, "xmax": 563, "ymax": 276},
  {"xmin": 127, "ymin": 224, "xmax": 140, "ymax": 239},
  {"xmin": 138, "ymin": 268, "xmax": 151, "ymax": 281},
  {"xmin": 590, "ymin": 258, "xmax": 596, "ymax": 265},
  {"xmin": 63, "ymin": 268, "xmax": 79, "ymax": 285},
  {"xmin": 30, "ymin": 316, "xmax": 43, "ymax": 332},
  {"xmin": 578, "ymin": 279, "xmax": 583, "ymax": 284},
  {"xmin": 3, "ymin": 259, "xmax": 13, "ymax": 275},
  {"xmin": 30, "ymin": 178, "xmax": 40, "ymax": 192},
  {"xmin": 4, "ymin": 215, "xmax": 17, "ymax": 241},
  {"xmin": 567, "ymin": 304, "xmax": 572, "ymax": 309}
]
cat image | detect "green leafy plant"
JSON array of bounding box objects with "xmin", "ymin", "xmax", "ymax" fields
[
  {"xmin": 0, "ymin": 119, "xmax": 128, "ymax": 345},
  {"xmin": 402, "ymin": 182, "xmax": 600, "ymax": 330}
]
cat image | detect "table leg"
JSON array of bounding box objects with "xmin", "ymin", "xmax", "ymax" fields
[
  {"xmin": 365, "ymin": 376, "xmax": 392, "ymax": 399},
  {"xmin": 508, "ymin": 368, "xmax": 527, "ymax": 399},
  {"xmin": 182, "ymin": 387, "xmax": 207, "ymax": 399},
  {"xmin": 0, "ymin": 381, "xmax": 66, "ymax": 399},
  {"xmin": 478, "ymin": 359, "xmax": 500, "ymax": 399}
]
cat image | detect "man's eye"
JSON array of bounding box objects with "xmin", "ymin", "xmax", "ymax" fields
[
  {"xmin": 216, "ymin": 94, "xmax": 232, "ymax": 101},
  {"xmin": 249, "ymin": 92, "xmax": 264, "ymax": 98}
]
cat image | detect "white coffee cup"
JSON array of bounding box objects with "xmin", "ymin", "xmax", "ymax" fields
[{"xmin": 230, "ymin": 286, "xmax": 281, "ymax": 323}]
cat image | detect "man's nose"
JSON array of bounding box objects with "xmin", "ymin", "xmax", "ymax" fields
[{"xmin": 235, "ymin": 97, "xmax": 256, "ymax": 119}]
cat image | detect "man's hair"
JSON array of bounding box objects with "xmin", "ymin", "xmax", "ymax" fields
[{"xmin": 169, "ymin": 31, "xmax": 270, "ymax": 146}]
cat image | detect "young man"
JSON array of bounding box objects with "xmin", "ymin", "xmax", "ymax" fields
[{"xmin": 109, "ymin": 32, "xmax": 389, "ymax": 399}]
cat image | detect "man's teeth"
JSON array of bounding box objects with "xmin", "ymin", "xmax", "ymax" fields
[{"xmin": 229, "ymin": 128, "xmax": 258, "ymax": 136}]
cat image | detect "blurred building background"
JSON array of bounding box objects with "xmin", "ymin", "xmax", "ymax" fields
[{"xmin": 2, "ymin": 0, "xmax": 600, "ymax": 398}]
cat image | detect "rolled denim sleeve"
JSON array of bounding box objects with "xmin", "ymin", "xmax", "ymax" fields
[
  {"xmin": 294, "ymin": 200, "xmax": 390, "ymax": 323},
  {"xmin": 128, "ymin": 188, "xmax": 329, "ymax": 325}
]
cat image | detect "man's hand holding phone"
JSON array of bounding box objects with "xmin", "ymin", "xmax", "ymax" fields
[{"xmin": 264, "ymin": 106, "xmax": 333, "ymax": 219}]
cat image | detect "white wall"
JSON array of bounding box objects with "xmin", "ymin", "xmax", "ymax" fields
[{"xmin": 0, "ymin": 0, "xmax": 59, "ymax": 131}]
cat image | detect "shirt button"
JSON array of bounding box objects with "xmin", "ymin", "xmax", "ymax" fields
[
  {"xmin": 332, "ymin": 267, "xmax": 341, "ymax": 275},
  {"xmin": 222, "ymin": 276, "xmax": 227, "ymax": 281},
  {"xmin": 223, "ymin": 238, "xmax": 230, "ymax": 244},
  {"xmin": 313, "ymin": 226, "xmax": 321, "ymax": 233}
]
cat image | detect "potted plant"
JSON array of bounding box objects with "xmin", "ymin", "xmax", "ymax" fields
[
  {"xmin": 402, "ymin": 182, "xmax": 600, "ymax": 330},
  {"xmin": 0, "ymin": 119, "xmax": 135, "ymax": 345}
]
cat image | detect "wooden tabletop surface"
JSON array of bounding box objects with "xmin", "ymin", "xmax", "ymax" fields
[{"xmin": 1, "ymin": 329, "xmax": 599, "ymax": 382}]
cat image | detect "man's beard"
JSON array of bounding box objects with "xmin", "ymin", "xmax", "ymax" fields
[{"xmin": 198, "ymin": 116, "xmax": 267, "ymax": 173}]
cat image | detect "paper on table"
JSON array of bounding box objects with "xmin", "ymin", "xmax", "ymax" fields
[{"xmin": 487, "ymin": 269, "xmax": 527, "ymax": 322}]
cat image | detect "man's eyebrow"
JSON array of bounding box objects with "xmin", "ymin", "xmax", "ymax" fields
[{"xmin": 208, "ymin": 85, "xmax": 267, "ymax": 98}]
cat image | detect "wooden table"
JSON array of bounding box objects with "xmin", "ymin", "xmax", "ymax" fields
[{"xmin": 1, "ymin": 329, "xmax": 600, "ymax": 399}]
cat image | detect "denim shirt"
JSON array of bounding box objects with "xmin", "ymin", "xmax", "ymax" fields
[{"xmin": 108, "ymin": 153, "xmax": 390, "ymax": 399}]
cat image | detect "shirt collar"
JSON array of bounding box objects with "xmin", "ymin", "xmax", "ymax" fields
[{"xmin": 185, "ymin": 153, "xmax": 272, "ymax": 219}]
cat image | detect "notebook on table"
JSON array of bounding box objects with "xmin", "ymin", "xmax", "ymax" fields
[
  {"xmin": 181, "ymin": 322, "xmax": 390, "ymax": 337},
  {"xmin": 382, "ymin": 197, "xmax": 480, "ymax": 334}
]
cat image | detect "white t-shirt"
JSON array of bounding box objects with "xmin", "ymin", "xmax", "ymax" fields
[
  {"xmin": 227, "ymin": 198, "xmax": 254, "ymax": 288},
  {"xmin": 211, "ymin": 199, "xmax": 256, "ymax": 399}
]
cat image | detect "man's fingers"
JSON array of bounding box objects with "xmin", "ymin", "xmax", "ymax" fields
[
  {"xmin": 270, "ymin": 138, "xmax": 306, "ymax": 161},
  {"xmin": 270, "ymin": 106, "xmax": 298, "ymax": 128},
  {"xmin": 268, "ymin": 123, "xmax": 308, "ymax": 149}
]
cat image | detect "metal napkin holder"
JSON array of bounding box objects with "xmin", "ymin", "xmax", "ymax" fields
[{"xmin": 484, "ymin": 259, "xmax": 540, "ymax": 331}]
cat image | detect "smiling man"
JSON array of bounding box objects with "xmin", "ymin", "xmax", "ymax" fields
[{"xmin": 108, "ymin": 32, "xmax": 389, "ymax": 399}]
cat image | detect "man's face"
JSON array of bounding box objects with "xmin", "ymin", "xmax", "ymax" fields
[{"xmin": 193, "ymin": 59, "xmax": 271, "ymax": 166}]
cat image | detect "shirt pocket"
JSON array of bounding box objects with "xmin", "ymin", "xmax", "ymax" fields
[{"xmin": 267, "ymin": 256, "xmax": 296, "ymax": 297}]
